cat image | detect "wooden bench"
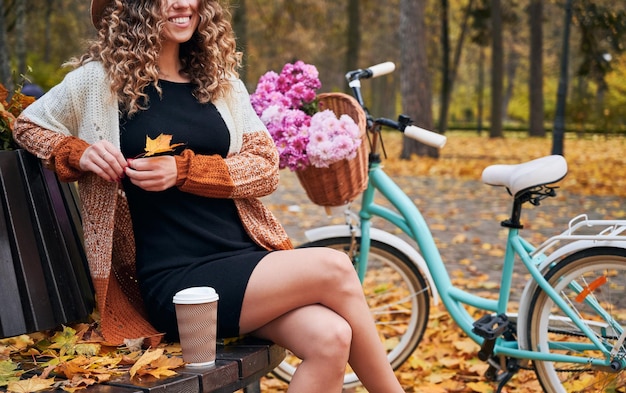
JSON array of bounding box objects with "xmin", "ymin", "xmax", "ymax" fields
[
  {"xmin": 93, "ymin": 336, "xmax": 285, "ymax": 393},
  {"xmin": 0, "ymin": 149, "xmax": 285, "ymax": 393}
]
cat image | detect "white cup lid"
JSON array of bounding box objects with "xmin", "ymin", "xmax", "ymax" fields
[{"xmin": 173, "ymin": 287, "xmax": 219, "ymax": 304}]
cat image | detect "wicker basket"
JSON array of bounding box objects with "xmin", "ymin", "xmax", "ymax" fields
[{"xmin": 295, "ymin": 92, "xmax": 368, "ymax": 207}]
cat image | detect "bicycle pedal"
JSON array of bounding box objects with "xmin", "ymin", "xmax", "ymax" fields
[{"xmin": 472, "ymin": 313, "xmax": 509, "ymax": 340}]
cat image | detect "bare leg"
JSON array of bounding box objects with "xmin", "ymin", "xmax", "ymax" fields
[
  {"xmin": 239, "ymin": 247, "xmax": 404, "ymax": 393},
  {"xmin": 253, "ymin": 304, "xmax": 352, "ymax": 393}
]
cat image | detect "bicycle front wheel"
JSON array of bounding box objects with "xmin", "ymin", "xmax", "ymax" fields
[
  {"xmin": 272, "ymin": 237, "xmax": 430, "ymax": 389},
  {"xmin": 527, "ymin": 247, "xmax": 626, "ymax": 392}
]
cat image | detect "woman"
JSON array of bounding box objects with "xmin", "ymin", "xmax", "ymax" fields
[{"xmin": 15, "ymin": 1, "xmax": 406, "ymax": 392}]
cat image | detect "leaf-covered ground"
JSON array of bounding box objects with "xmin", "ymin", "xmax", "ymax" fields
[
  {"xmin": 2, "ymin": 132, "xmax": 624, "ymax": 392},
  {"xmin": 260, "ymin": 132, "xmax": 626, "ymax": 393}
]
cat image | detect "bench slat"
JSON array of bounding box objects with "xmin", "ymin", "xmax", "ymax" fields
[{"xmin": 0, "ymin": 150, "xmax": 94, "ymax": 338}]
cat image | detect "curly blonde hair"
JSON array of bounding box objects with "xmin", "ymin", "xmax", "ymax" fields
[{"xmin": 69, "ymin": 0, "xmax": 240, "ymax": 116}]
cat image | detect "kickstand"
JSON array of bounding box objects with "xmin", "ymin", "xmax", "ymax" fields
[
  {"xmin": 495, "ymin": 359, "xmax": 520, "ymax": 393},
  {"xmin": 495, "ymin": 370, "xmax": 515, "ymax": 393}
]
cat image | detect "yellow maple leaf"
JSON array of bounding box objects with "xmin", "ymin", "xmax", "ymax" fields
[
  {"xmin": 129, "ymin": 348, "xmax": 164, "ymax": 378},
  {"xmin": 453, "ymin": 339, "xmax": 480, "ymax": 355},
  {"xmin": 6, "ymin": 376, "xmax": 55, "ymax": 392},
  {"xmin": 55, "ymin": 356, "xmax": 92, "ymax": 378},
  {"xmin": 136, "ymin": 353, "xmax": 183, "ymax": 379},
  {"xmin": 466, "ymin": 381, "xmax": 495, "ymax": 393},
  {"xmin": 129, "ymin": 349, "xmax": 183, "ymax": 379},
  {"xmin": 49, "ymin": 326, "xmax": 79, "ymax": 356},
  {"xmin": 143, "ymin": 134, "xmax": 184, "ymax": 157},
  {"xmin": 0, "ymin": 335, "xmax": 34, "ymax": 353},
  {"xmin": 59, "ymin": 374, "xmax": 98, "ymax": 393}
]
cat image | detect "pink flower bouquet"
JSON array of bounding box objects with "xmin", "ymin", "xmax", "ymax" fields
[{"xmin": 251, "ymin": 61, "xmax": 361, "ymax": 172}]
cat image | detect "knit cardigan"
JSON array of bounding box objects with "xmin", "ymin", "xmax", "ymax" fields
[{"xmin": 14, "ymin": 61, "xmax": 293, "ymax": 345}]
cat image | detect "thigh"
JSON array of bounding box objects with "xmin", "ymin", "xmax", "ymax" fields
[{"xmin": 238, "ymin": 247, "xmax": 359, "ymax": 334}]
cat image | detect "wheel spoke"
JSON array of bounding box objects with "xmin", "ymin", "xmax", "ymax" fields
[{"xmin": 528, "ymin": 248, "xmax": 626, "ymax": 392}]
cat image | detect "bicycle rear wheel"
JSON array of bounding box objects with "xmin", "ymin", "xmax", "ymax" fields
[
  {"xmin": 527, "ymin": 247, "xmax": 626, "ymax": 392},
  {"xmin": 272, "ymin": 237, "xmax": 430, "ymax": 389}
]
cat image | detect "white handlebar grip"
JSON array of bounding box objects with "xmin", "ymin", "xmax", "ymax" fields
[
  {"xmin": 368, "ymin": 62, "xmax": 396, "ymax": 78},
  {"xmin": 404, "ymin": 125, "xmax": 447, "ymax": 148}
]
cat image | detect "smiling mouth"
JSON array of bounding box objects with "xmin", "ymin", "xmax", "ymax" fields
[{"xmin": 169, "ymin": 16, "xmax": 191, "ymax": 24}]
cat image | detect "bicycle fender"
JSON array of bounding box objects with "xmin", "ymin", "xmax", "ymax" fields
[
  {"xmin": 516, "ymin": 240, "xmax": 626, "ymax": 350},
  {"xmin": 304, "ymin": 225, "xmax": 440, "ymax": 304}
]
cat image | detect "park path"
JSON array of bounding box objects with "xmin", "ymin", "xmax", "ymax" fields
[{"xmin": 262, "ymin": 169, "xmax": 625, "ymax": 295}]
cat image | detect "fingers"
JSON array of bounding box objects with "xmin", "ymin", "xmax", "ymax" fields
[
  {"xmin": 79, "ymin": 141, "xmax": 127, "ymax": 182},
  {"xmin": 125, "ymin": 156, "xmax": 177, "ymax": 191}
]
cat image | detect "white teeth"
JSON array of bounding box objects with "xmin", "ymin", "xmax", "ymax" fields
[{"xmin": 170, "ymin": 17, "xmax": 189, "ymax": 24}]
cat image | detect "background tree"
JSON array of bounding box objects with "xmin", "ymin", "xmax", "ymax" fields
[
  {"xmin": 489, "ymin": 0, "xmax": 503, "ymax": 138},
  {"xmin": 552, "ymin": 0, "xmax": 573, "ymax": 156},
  {"xmin": 367, "ymin": 0, "xmax": 400, "ymax": 121},
  {"xmin": 0, "ymin": 0, "xmax": 12, "ymax": 90},
  {"xmin": 400, "ymin": 0, "xmax": 437, "ymax": 159},
  {"xmin": 469, "ymin": 0, "xmax": 491, "ymax": 135},
  {"xmin": 438, "ymin": 0, "xmax": 451, "ymax": 134},
  {"xmin": 573, "ymin": 0, "xmax": 626, "ymax": 122},
  {"xmin": 501, "ymin": 1, "xmax": 521, "ymax": 123},
  {"xmin": 438, "ymin": 0, "xmax": 474, "ymax": 135},
  {"xmin": 345, "ymin": 0, "xmax": 360, "ymax": 94},
  {"xmin": 528, "ymin": 0, "xmax": 545, "ymax": 137},
  {"xmin": 231, "ymin": 0, "xmax": 248, "ymax": 85},
  {"xmin": 15, "ymin": 0, "xmax": 26, "ymax": 78}
]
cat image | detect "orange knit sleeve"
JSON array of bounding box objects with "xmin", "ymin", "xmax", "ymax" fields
[
  {"xmin": 174, "ymin": 130, "xmax": 279, "ymax": 199},
  {"xmin": 14, "ymin": 116, "xmax": 89, "ymax": 182},
  {"xmin": 174, "ymin": 149, "xmax": 234, "ymax": 198},
  {"xmin": 50, "ymin": 136, "xmax": 90, "ymax": 182}
]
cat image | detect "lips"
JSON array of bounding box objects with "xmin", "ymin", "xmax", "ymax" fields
[{"xmin": 168, "ymin": 16, "xmax": 191, "ymax": 24}]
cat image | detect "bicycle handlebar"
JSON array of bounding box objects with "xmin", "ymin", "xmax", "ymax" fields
[
  {"xmin": 346, "ymin": 61, "xmax": 447, "ymax": 149},
  {"xmin": 405, "ymin": 125, "xmax": 447, "ymax": 148},
  {"xmin": 346, "ymin": 61, "xmax": 396, "ymax": 82},
  {"xmin": 375, "ymin": 118, "xmax": 447, "ymax": 148}
]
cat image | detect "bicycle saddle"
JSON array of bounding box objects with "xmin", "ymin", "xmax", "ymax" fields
[{"xmin": 481, "ymin": 155, "xmax": 568, "ymax": 196}]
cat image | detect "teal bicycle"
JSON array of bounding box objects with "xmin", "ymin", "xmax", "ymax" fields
[{"xmin": 273, "ymin": 62, "xmax": 626, "ymax": 392}]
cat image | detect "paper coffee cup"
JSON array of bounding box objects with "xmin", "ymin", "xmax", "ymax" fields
[{"xmin": 173, "ymin": 287, "xmax": 219, "ymax": 367}]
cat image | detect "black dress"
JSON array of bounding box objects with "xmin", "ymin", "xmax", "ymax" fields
[{"xmin": 120, "ymin": 80, "xmax": 270, "ymax": 340}]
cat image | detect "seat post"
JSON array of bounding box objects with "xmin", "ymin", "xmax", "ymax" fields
[{"xmin": 501, "ymin": 197, "xmax": 524, "ymax": 229}]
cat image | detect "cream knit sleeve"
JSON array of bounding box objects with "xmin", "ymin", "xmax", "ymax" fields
[{"xmin": 16, "ymin": 62, "xmax": 120, "ymax": 149}]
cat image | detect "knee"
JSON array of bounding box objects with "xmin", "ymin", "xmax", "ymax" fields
[
  {"xmin": 317, "ymin": 248, "xmax": 362, "ymax": 295},
  {"xmin": 303, "ymin": 316, "xmax": 352, "ymax": 364}
]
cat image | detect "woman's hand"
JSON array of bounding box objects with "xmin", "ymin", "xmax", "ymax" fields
[
  {"xmin": 124, "ymin": 156, "xmax": 178, "ymax": 191},
  {"xmin": 79, "ymin": 140, "xmax": 127, "ymax": 183}
]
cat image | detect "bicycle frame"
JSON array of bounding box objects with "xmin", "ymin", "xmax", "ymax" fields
[{"xmin": 349, "ymin": 156, "xmax": 626, "ymax": 368}]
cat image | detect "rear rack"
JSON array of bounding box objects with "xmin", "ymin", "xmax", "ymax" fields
[{"xmin": 531, "ymin": 214, "xmax": 626, "ymax": 258}]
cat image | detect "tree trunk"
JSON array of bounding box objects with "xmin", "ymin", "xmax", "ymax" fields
[
  {"xmin": 0, "ymin": 0, "xmax": 12, "ymax": 89},
  {"xmin": 44, "ymin": 0, "xmax": 54, "ymax": 63},
  {"xmin": 370, "ymin": 3, "xmax": 398, "ymax": 120},
  {"xmin": 477, "ymin": 46, "xmax": 485, "ymax": 135},
  {"xmin": 489, "ymin": 0, "xmax": 503, "ymax": 138},
  {"xmin": 232, "ymin": 0, "xmax": 248, "ymax": 86},
  {"xmin": 438, "ymin": 0, "xmax": 450, "ymax": 134},
  {"xmin": 15, "ymin": 0, "xmax": 26, "ymax": 78},
  {"xmin": 438, "ymin": 0, "xmax": 475, "ymax": 134},
  {"xmin": 446, "ymin": 0, "xmax": 475, "ymax": 132},
  {"xmin": 528, "ymin": 0, "xmax": 545, "ymax": 137},
  {"xmin": 400, "ymin": 0, "xmax": 437, "ymax": 159},
  {"xmin": 552, "ymin": 0, "xmax": 573, "ymax": 156},
  {"xmin": 502, "ymin": 31, "xmax": 520, "ymax": 121},
  {"xmin": 345, "ymin": 0, "xmax": 360, "ymax": 94}
]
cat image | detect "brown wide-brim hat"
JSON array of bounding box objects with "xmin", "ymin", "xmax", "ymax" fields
[{"xmin": 90, "ymin": 0, "xmax": 112, "ymax": 28}]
